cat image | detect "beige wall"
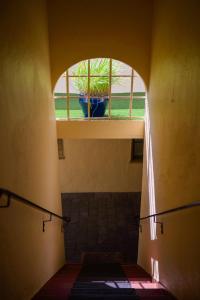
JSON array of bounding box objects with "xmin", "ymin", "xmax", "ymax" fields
[
  {"xmin": 138, "ymin": 1, "xmax": 200, "ymax": 299},
  {"xmin": 59, "ymin": 140, "xmax": 142, "ymax": 193},
  {"xmin": 47, "ymin": 0, "xmax": 153, "ymax": 88},
  {"xmin": 0, "ymin": 1, "xmax": 65, "ymax": 299},
  {"xmin": 57, "ymin": 120, "xmax": 144, "ymax": 139}
]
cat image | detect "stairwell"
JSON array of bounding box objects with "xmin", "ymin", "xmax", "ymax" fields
[
  {"xmin": 68, "ymin": 263, "xmax": 139, "ymax": 300},
  {"xmin": 32, "ymin": 193, "xmax": 176, "ymax": 300},
  {"xmin": 33, "ymin": 262, "xmax": 176, "ymax": 300}
]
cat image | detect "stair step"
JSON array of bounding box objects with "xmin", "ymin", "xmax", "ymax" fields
[
  {"xmin": 71, "ymin": 288, "xmax": 136, "ymax": 295},
  {"xmin": 73, "ymin": 282, "xmax": 132, "ymax": 289},
  {"xmin": 137, "ymin": 289, "xmax": 175, "ymax": 298},
  {"xmin": 69, "ymin": 294, "xmax": 140, "ymax": 300},
  {"xmin": 69, "ymin": 263, "xmax": 139, "ymax": 300},
  {"xmin": 74, "ymin": 277, "xmax": 128, "ymax": 281}
]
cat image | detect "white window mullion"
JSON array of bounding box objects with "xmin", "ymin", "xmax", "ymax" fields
[
  {"xmin": 87, "ymin": 59, "xmax": 91, "ymax": 118},
  {"xmin": 108, "ymin": 58, "xmax": 112, "ymax": 119},
  {"xmin": 66, "ymin": 70, "xmax": 70, "ymax": 120},
  {"xmin": 129, "ymin": 69, "xmax": 134, "ymax": 119}
]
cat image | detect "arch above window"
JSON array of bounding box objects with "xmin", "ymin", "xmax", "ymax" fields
[{"xmin": 54, "ymin": 58, "xmax": 146, "ymax": 120}]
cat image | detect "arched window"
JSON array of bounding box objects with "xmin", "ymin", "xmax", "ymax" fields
[{"xmin": 54, "ymin": 58, "xmax": 146, "ymax": 120}]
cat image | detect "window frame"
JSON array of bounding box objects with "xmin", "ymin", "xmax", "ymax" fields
[{"xmin": 54, "ymin": 59, "xmax": 145, "ymax": 120}]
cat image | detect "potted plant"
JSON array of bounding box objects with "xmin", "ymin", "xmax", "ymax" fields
[{"xmin": 72, "ymin": 58, "xmax": 120, "ymax": 118}]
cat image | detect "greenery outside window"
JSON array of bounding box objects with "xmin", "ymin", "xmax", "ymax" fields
[{"xmin": 54, "ymin": 58, "xmax": 146, "ymax": 120}]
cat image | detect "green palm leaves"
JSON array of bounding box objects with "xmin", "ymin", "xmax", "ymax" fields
[{"xmin": 72, "ymin": 58, "xmax": 120, "ymax": 97}]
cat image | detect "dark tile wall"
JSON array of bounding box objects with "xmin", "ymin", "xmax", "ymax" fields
[{"xmin": 62, "ymin": 192, "xmax": 141, "ymax": 263}]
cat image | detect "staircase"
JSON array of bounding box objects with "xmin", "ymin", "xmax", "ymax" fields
[
  {"xmin": 32, "ymin": 263, "xmax": 176, "ymax": 300},
  {"xmin": 68, "ymin": 263, "xmax": 139, "ymax": 300}
]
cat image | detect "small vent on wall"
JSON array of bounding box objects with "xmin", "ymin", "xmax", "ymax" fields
[
  {"xmin": 130, "ymin": 139, "xmax": 144, "ymax": 162},
  {"xmin": 57, "ymin": 139, "xmax": 65, "ymax": 159}
]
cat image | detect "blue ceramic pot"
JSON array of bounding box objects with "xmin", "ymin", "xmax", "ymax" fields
[{"xmin": 79, "ymin": 96, "xmax": 108, "ymax": 118}]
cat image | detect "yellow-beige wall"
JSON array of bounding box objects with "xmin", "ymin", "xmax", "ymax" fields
[
  {"xmin": 48, "ymin": 0, "xmax": 149, "ymax": 195},
  {"xmin": 59, "ymin": 139, "xmax": 143, "ymax": 193},
  {"xmin": 47, "ymin": 0, "xmax": 153, "ymax": 88},
  {"xmin": 0, "ymin": 1, "xmax": 65, "ymax": 299},
  {"xmin": 138, "ymin": 1, "xmax": 200, "ymax": 299},
  {"xmin": 56, "ymin": 120, "xmax": 144, "ymax": 139}
]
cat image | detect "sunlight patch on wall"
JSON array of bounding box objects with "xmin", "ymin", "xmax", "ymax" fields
[
  {"xmin": 145, "ymin": 98, "xmax": 157, "ymax": 240},
  {"xmin": 151, "ymin": 257, "xmax": 160, "ymax": 282}
]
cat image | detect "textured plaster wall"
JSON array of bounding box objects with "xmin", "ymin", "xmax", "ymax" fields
[
  {"xmin": 47, "ymin": 0, "xmax": 153, "ymax": 88},
  {"xmin": 56, "ymin": 120, "xmax": 144, "ymax": 139},
  {"xmin": 47, "ymin": 0, "xmax": 151, "ymax": 139},
  {"xmin": 59, "ymin": 140, "xmax": 143, "ymax": 193},
  {"xmin": 0, "ymin": 1, "xmax": 65, "ymax": 299},
  {"xmin": 138, "ymin": 1, "xmax": 200, "ymax": 299}
]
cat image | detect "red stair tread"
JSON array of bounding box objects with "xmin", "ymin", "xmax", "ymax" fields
[
  {"xmin": 32, "ymin": 264, "xmax": 81, "ymax": 300},
  {"xmin": 32, "ymin": 264, "xmax": 176, "ymax": 300}
]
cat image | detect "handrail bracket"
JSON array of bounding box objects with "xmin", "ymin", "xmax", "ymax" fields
[
  {"xmin": 154, "ymin": 216, "xmax": 164, "ymax": 234},
  {"xmin": 43, "ymin": 213, "xmax": 53, "ymax": 232},
  {"xmin": 0, "ymin": 191, "xmax": 11, "ymax": 208},
  {"xmin": 0, "ymin": 188, "xmax": 70, "ymax": 232}
]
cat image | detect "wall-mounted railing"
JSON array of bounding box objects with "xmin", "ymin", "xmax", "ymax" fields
[
  {"xmin": 0, "ymin": 188, "xmax": 70, "ymax": 232},
  {"xmin": 137, "ymin": 201, "xmax": 200, "ymax": 234}
]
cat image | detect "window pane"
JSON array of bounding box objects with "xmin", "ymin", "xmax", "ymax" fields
[
  {"xmin": 112, "ymin": 59, "xmax": 132, "ymax": 76},
  {"xmin": 111, "ymin": 97, "xmax": 130, "ymax": 118},
  {"xmin": 90, "ymin": 76, "xmax": 109, "ymax": 97},
  {"xmin": 68, "ymin": 60, "xmax": 88, "ymax": 76},
  {"xmin": 69, "ymin": 77, "xmax": 88, "ymax": 95},
  {"xmin": 90, "ymin": 58, "xmax": 110, "ymax": 76},
  {"xmin": 132, "ymin": 72, "xmax": 145, "ymax": 118},
  {"xmin": 54, "ymin": 98, "xmax": 67, "ymax": 119},
  {"xmin": 133, "ymin": 73, "xmax": 146, "ymax": 93},
  {"xmin": 112, "ymin": 77, "xmax": 131, "ymax": 94},
  {"xmin": 54, "ymin": 73, "xmax": 66, "ymax": 93},
  {"xmin": 132, "ymin": 96, "xmax": 145, "ymax": 118},
  {"xmin": 110, "ymin": 77, "xmax": 131, "ymax": 118},
  {"xmin": 69, "ymin": 97, "xmax": 85, "ymax": 119}
]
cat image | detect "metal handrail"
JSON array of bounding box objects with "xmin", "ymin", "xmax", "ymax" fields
[
  {"xmin": 0, "ymin": 188, "xmax": 70, "ymax": 231},
  {"xmin": 139, "ymin": 201, "xmax": 200, "ymax": 221},
  {"xmin": 137, "ymin": 201, "xmax": 200, "ymax": 234}
]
